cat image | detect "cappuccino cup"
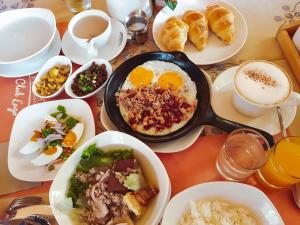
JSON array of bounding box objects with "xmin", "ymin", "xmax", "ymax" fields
[
  {"xmin": 232, "ymin": 60, "xmax": 300, "ymax": 117},
  {"xmin": 68, "ymin": 10, "xmax": 112, "ymax": 56}
]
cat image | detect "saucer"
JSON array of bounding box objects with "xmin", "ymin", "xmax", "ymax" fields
[
  {"xmin": 211, "ymin": 66, "xmax": 297, "ymax": 135},
  {"xmin": 0, "ymin": 29, "xmax": 61, "ymax": 77},
  {"xmin": 100, "ymin": 104, "xmax": 204, "ymax": 153},
  {"xmin": 62, "ymin": 17, "xmax": 127, "ymax": 65}
]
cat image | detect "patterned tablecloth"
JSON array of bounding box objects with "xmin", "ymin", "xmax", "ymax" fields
[{"xmin": 0, "ymin": 0, "xmax": 300, "ymax": 223}]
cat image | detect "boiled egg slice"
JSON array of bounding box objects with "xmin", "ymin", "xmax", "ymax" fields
[
  {"xmin": 19, "ymin": 141, "xmax": 43, "ymax": 155},
  {"xmin": 62, "ymin": 123, "xmax": 84, "ymax": 147},
  {"xmin": 31, "ymin": 145, "xmax": 63, "ymax": 166},
  {"xmin": 19, "ymin": 131, "xmax": 44, "ymax": 155}
]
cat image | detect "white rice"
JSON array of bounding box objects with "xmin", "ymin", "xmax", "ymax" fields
[{"xmin": 178, "ymin": 199, "xmax": 259, "ymax": 225}]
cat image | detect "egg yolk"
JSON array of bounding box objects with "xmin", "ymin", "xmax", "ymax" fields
[
  {"xmin": 62, "ymin": 130, "xmax": 77, "ymax": 147},
  {"xmin": 31, "ymin": 130, "xmax": 42, "ymax": 141},
  {"xmin": 158, "ymin": 72, "xmax": 183, "ymax": 90},
  {"xmin": 44, "ymin": 146, "xmax": 57, "ymax": 155},
  {"xmin": 129, "ymin": 66, "xmax": 154, "ymax": 87}
]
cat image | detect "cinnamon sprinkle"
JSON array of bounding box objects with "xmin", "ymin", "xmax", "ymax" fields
[{"xmin": 243, "ymin": 69, "xmax": 279, "ymax": 87}]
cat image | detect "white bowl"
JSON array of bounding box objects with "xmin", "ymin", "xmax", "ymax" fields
[
  {"xmin": 49, "ymin": 131, "xmax": 171, "ymax": 225},
  {"xmin": 65, "ymin": 59, "xmax": 112, "ymax": 99},
  {"xmin": 161, "ymin": 182, "xmax": 284, "ymax": 225},
  {"xmin": 32, "ymin": 56, "xmax": 72, "ymax": 99},
  {"xmin": 0, "ymin": 8, "xmax": 56, "ymax": 65}
]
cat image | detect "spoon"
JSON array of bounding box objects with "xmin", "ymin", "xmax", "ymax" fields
[{"xmin": 276, "ymin": 106, "xmax": 287, "ymax": 138}]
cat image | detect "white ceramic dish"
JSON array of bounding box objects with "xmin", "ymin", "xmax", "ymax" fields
[
  {"xmin": 161, "ymin": 182, "xmax": 284, "ymax": 225},
  {"xmin": 62, "ymin": 17, "xmax": 127, "ymax": 65},
  {"xmin": 32, "ymin": 56, "xmax": 72, "ymax": 99},
  {"xmin": 0, "ymin": 8, "xmax": 56, "ymax": 65},
  {"xmin": 0, "ymin": 29, "xmax": 61, "ymax": 78},
  {"xmin": 49, "ymin": 131, "xmax": 171, "ymax": 225},
  {"xmin": 65, "ymin": 59, "xmax": 112, "ymax": 99},
  {"xmin": 100, "ymin": 69, "xmax": 212, "ymax": 153},
  {"xmin": 152, "ymin": 0, "xmax": 248, "ymax": 65},
  {"xmin": 211, "ymin": 66, "xmax": 297, "ymax": 135},
  {"xmin": 8, "ymin": 99, "xmax": 95, "ymax": 182}
]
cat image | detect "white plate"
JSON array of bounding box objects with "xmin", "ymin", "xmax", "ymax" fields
[
  {"xmin": 0, "ymin": 29, "xmax": 61, "ymax": 77},
  {"xmin": 152, "ymin": 0, "xmax": 248, "ymax": 65},
  {"xmin": 62, "ymin": 17, "xmax": 127, "ymax": 65},
  {"xmin": 8, "ymin": 99, "xmax": 95, "ymax": 182},
  {"xmin": 211, "ymin": 66, "xmax": 297, "ymax": 135},
  {"xmin": 101, "ymin": 69, "xmax": 212, "ymax": 153},
  {"xmin": 49, "ymin": 131, "xmax": 171, "ymax": 225},
  {"xmin": 161, "ymin": 182, "xmax": 284, "ymax": 225}
]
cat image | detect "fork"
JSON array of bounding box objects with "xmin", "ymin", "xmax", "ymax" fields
[{"xmin": 6, "ymin": 197, "xmax": 42, "ymax": 215}]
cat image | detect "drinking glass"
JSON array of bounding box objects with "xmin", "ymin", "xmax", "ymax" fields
[
  {"xmin": 216, "ymin": 128, "xmax": 270, "ymax": 181},
  {"xmin": 64, "ymin": 0, "xmax": 91, "ymax": 13},
  {"xmin": 257, "ymin": 136, "xmax": 300, "ymax": 188}
]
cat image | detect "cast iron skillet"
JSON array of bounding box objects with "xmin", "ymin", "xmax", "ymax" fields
[{"xmin": 104, "ymin": 51, "xmax": 274, "ymax": 146}]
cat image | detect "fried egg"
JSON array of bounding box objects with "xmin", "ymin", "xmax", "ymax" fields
[
  {"xmin": 121, "ymin": 66, "xmax": 154, "ymax": 89},
  {"xmin": 122, "ymin": 60, "xmax": 197, "ymax": 103},
  {"xmin": 62, "ymin": 123, "xmax": 84, "ymax": 147},
  {"xmin": 31, "ymin": 145, "xmax": 63, "ymax": 166}
]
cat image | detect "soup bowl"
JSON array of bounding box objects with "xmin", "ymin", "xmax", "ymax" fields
[
  {"xmin": 0, "ymin": 8, "xmax": 56, "ymax": 65},
  {"xmin": 49, "ymin": 131, "xmax": 171, "ymax": 225}
]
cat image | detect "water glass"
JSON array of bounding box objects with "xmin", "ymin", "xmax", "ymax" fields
[
  {"xmin": 257, "ymin": 136, "xmax": 300, "ymax": 188},
  {"xmin": 216, "ymin": 128, "xmax": 270, "ymax": 181},
  {"xmin": 64, "ymin": 0, "xmax": 91, "ymax": 13}
]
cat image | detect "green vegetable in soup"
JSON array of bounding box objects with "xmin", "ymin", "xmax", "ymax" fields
[
  {"xmin": 81, "ymin": 143, "xmax": 98, "ymax": 159},
  {"xmin": 76, "ymin": 157, "xmax": 113, "ymax": 173},
  {"xmin": 67, "ymin": 175, "xmax": 89, "ymax": 208},
  {"xmin": 68, "ymin": 144, "xmax": 135, "ymax": 206}
]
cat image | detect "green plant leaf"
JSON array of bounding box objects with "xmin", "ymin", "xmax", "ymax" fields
[{"xmin": 165, "ymin": 0, "xmax": 177, "ymax": 10}]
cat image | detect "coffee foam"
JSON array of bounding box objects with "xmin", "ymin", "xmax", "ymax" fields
[{"xmin": 234, "ymin": 62, "xmax": 291, "ymax": 106}]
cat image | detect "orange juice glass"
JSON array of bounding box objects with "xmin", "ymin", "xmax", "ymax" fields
[{"xmin": 257, "ymin": 136, "xmax": 300, "ymax": 188}]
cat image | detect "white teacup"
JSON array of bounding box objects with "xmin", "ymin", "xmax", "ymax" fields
[
  {"xmin": 68, "ymin": 9, "xmax": 111, "ymax": 56},
  {"xmin": 232, "ymin": 60, "xmax": 300, "ymax": 117}
]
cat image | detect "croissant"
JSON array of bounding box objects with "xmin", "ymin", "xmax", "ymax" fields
[
  {"xmin": 161, "ymin": 16, "xmax": 189, "ymax": 51},
  {"xmin": 206, "ymin": 4, "xmax": 235, "ymax": 44},
  {"xmin": 183, "ymin": 10, "xmax": 209, "ymax": 50}
]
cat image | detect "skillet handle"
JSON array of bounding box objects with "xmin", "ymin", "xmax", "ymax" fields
[
  {"xmin": 170, "ymin": 51, "xmax": 190, "ymax": 61},
  {"xmin": 209, "ymin": 114, "xmax": 275, "ymax": 147}
]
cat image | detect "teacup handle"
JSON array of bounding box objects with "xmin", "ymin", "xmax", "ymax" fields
[
  {"xmin": 280, "ymin": 92, "xmax": 300, "ymax": 107},
  {"xmin": 87, "ymin": 40, "xmax": 98, "ymax": 57}
]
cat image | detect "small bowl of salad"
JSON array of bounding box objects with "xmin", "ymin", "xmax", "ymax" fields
[
  {"xmin": 65, "ymin": 59, "xmax": 112, "ymax": 99},
  {"xmin": 49, "ymin": 131, "xmax": 171, "ymax": 225}
]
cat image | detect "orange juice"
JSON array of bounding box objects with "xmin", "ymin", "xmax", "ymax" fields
[{"xmin": 258, "ymin": 137, "xmax": 300, "ymax": 188}]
